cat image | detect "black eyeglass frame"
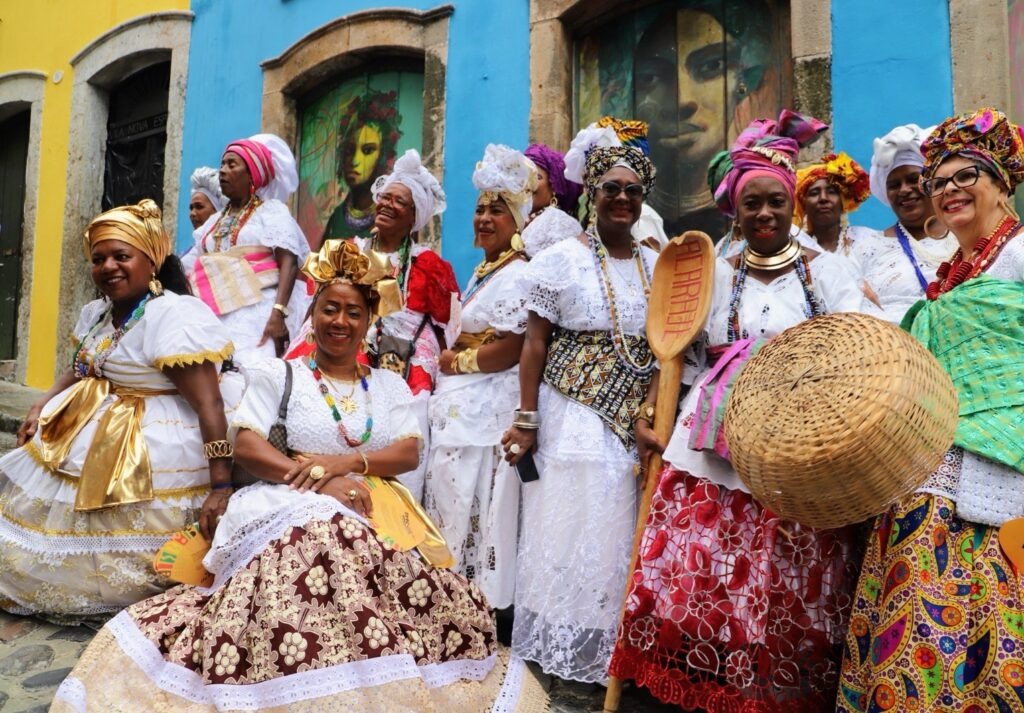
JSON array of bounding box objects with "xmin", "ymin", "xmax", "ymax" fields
[
  {"xmin": 598, "ymin": 181, "xmax": 646, "ymax": 199},
  {"xmin": 921, "ymin": 164, "xmax": 995, "ymax": 197}
]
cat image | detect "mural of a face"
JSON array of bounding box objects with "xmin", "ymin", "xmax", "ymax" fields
[{"xmin": 343, "ymin": 123, "xmax": 384, "ymax": 188}]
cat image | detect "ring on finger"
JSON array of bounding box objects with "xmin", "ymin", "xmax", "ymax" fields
[
  {"xmin": 347, "ymin": 489, "xmax": 358, "ymax": 501},
  {"xmin": 309, "ymin": 465, "xmax": 326, "ymax": 481},
  {"xmin": 509, "ymin": 443, "xmax": 521, "ymax": 455}
]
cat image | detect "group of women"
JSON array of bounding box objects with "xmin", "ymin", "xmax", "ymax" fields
[{"xmin": 0, "ymin": 104, "xmax": 1022, "ymax": 712}]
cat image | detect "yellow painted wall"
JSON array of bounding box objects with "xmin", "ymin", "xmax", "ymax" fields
[{"xmin": 0, "ymin": 0, "xmax": 188, "ymax": 387}]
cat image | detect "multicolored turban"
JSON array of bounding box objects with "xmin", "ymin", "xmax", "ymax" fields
[
  {"xmin": 564, "ymin": 116, "xmax": 657, "ymax": 195},
  {"xmin": 301, "ymin": 238, "xmax": 401, "ymax": 319},
  {"xmin": 794, "ymin": 152, "xmax": 871, "ymax": 224},
  {"xmin": 921, "ymin": 108, "xmax": 1024, "ymax": 192},
  {"xmin": 222, "ymin": 134, "xmax": 300, "ymax": 203},
  {"xmin": 84, "ymin": 198, "xmax": 170, "ymax": 270},
  {"xmin": 708, "ymin": 109, "xmax": 828, "ymax": 217},
  {"xmin": 524, "ymin": 143, "xmax": 582, "ymax": 214},
  {"xmin": 472, "ymin": 144, "xmax": 538, "ymax": 231},
  {"xmin": 869, "ymin": 123, "xmax": 933, "ymax": 206}
]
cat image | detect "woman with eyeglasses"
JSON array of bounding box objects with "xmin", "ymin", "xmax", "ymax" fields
[
  {"xmin": 838, "ymin": 108, "xmax": 1024, "ymax": 712},
  {"xmin": 501, "ymin": 119, "xmax": 662, "ymax": 683},
  {"xmin": 846, "ymin": 124, "xmax": 957, "ymax": 323},
  {"xmin": 608, "ymin": 112, "xmax": 868, "ymax": 711}
]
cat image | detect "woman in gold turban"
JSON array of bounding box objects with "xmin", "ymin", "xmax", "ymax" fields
[
  {"xmin": 0, "ymin": 199, "xmax": 242, "ymax": 621},
  {"xmin": 52, "ymin": 237, "xmax": 551, "ymax": 713}
]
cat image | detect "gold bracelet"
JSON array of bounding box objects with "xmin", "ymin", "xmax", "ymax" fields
[
  {"xmin": 456, "ymin": 348, "xmax": 480, "ymax": 374},
  {"xmin": 203, "ymin": 439, "xmax": 233, "ymax": 460},
  {"xmin": 357, "ymin": 451, "xmax": 370, "ymax": 475}
]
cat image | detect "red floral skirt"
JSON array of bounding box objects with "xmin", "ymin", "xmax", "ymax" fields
[{"xmin": 608, "ymin": 466, "xmax": 863, "ymax": 712}]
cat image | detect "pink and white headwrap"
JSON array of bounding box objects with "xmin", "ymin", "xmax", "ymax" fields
[{"xmin": 222, "ymin": 134, "xmax": 299, "ymax": 203}]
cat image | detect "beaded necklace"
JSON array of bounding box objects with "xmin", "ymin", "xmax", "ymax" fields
[
  {"xmin": 308, "ymin": 355, "xmax": 374, "ymax": 447},
  {"xmin": 927, "ymin": 215, "xmax": 1021, "ymax": 300},
  {"xmin": 204, "ymin": 195, "xmax": 262, "ymax": 252},
  {"xmin": 726, "ymin": 253, "xmax": 821, "ymax": 343},
  {"xmin": 587, "ymin": 228, "xmax": 655, "ymax": 377},
  {"xmin": 893, "ymin": 223, "xmax": 930, "ymax": 292},
  {"xmin": 72, "ymin": 294, "xmax": 152, "ymax": 378}
]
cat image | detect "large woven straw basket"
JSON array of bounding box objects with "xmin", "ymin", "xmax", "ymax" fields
[{"xmin": 724, "ymin": 312, "xmax": 958, "ymax": 529}]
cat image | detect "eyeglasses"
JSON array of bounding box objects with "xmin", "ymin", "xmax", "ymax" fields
[
  {"xmin": 377, "ymin": 192, "xmax": 411, "ymax": 209},
  {"xmin": 921, "ymin": 165, "xmax": 988, "ymax": 197},
  {"xmin": 599, "ymin": 181, "xmax": 645, "ymax": 199}
]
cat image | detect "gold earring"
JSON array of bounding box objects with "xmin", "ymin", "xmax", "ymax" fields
[
  {"xmin": 923, "ymin": 216, "xmax": 946, "ymax": 238},
  {"xmin": 1001, "ymin": 197, "xmax": 1021, "ymax": 222},
  {"xmin": 510, "ymin": 232, "xmax": 524, "ymax": 251},
  {"xmin": 304, "ymin": 332, "xmax": 315, "ymax": 345},
  {"xmin": 549, "ymin": 196, "xmax": 558, "ymax": 208},
  {"xmin": 149, "ymin": 274, "xmax": 164, "ymax": 296}
]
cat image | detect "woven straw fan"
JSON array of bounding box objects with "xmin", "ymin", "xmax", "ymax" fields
[{"xmin": 604, "ymin": 230, "xmax": 715, "ymax": 713}]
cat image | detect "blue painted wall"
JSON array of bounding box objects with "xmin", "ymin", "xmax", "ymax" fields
[
  {"xmin": 831, "ymin": 0, "xmax": 953, "ymax": 230},
  {"xmin": 177, "ymin": 0, "xmax": 530, "ymax": 286}
]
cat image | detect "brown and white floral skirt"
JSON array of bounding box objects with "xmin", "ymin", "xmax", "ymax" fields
[{"xmin": 52, "ymin": 512, "xmax": 548, "ymax": 712}]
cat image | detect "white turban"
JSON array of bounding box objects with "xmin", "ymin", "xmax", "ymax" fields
[
  {"xmin": 189, "ymin": 167, "xmax": 226, "ymax": 211},
  {"xmin": 248, "ymin": 133, "xmax": 299, "ymax": 203},
  {"xmin": 563, "ymin": 123, "xmax": 621, "ymax": 185},
  {"xmin": 471, "ymin": 144, "xmax": 538, "ymax": 230},
  {"xmin": 869, "ymin": 123, "xmax": 936, "ymax": 206},
  {"xmin": 371, "ymin": 149, "xmax": 446, "ymax": 233}
]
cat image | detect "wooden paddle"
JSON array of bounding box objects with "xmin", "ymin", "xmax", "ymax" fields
[{"xmin": 604, "ymin": 230, "xmax": 715, "ymax": 712}]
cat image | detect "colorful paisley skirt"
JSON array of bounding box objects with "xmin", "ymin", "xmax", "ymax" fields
[
  {"xmin": 608, "ymin": 467, "xmax": 862, "ymax": 712},
  {"xmin": 838, "ymin": 492, "xmax": 1024, "ymax": 712}
]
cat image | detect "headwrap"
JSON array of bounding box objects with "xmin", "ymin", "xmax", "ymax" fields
[
  {"xmin": 869, "ymin": 124, "xmax": 934, "ymax": 206},
  {"xmin": 794, "ymin": 152, "xmax": 871, "ymax": 224},
  {"xmin": 472, "ymin": 144, "xmax": 538, "ymax": 231},
  {"xmin": 301, "ymin": 238, "xmax": 401, "ymax": 319},
  {"xmin": 708, "ymin": 109, "xmax": 828, "ymax": 217},
  {"xmin": 222, "ymin": 133, "xmax": 299, "ymax": 203},
  {"xmin": 564, "ymin": 116, "xmax": 656, "ymax": 191},
  {"xmin": 921, "ymin": 108, "xmax": 1024, "ymax": 192},
  {"xmin": 83, "ymin": 198, "xmax": 170, "ymax": 270},
  {"xmin": 189, "ymin": 167, "xmax": 226, "ymax": 212},
  {"xmin": 524, "ymin": 143, "xmax": 582, "ymax": 214},
  {"xmin": 370, "ymin": 149, "xmax": 446, "ymax": 234}
]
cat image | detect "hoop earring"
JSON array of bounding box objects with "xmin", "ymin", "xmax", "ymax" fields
[
  {"xmin": 304, "ymin": 332, "xmax": 315, "ymax": 345},
  {"xmin": 549, "ymin": 196, "xmax": 559, "ymax": 208},
  {"xmin": 149, "ymin": 274, "xmax": 164, "ymax": 296},
  {"xmin": 923, "ymin": 216, "xmax": 946, "ymax": 239},
  {"xmin": 1001, "ymin": 197, "xmax": 1021, "ymax": 222}
]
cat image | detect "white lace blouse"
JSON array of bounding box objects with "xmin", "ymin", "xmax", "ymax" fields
[{"xmin": 521, "ymin": 207, "xmax": 583, "ymax": 259}]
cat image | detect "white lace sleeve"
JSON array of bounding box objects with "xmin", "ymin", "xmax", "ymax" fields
[
  {"xmin": 229, "ymin": 359, "xmax": 286, "ymax": 441},
  {"xmin": 241, "ymin": 199, "xmax": 311, "ymax": 258},
  {"xmin": 72, "ymin": 299, "xmax": 108, "ymax": 341},
  {"xmin": 377, "ymin": 369, "xmax": 423, "ymax": 443},
  {"xmin": 141, "ymin": 293, "xmax": 235, "ymax": 370},
  {"xmin": 522, "ymin": 207, "xmax": 583, "ymax": 258},
  {"xmin": 477, "ymin": 261, "xmax": 530, "ymax": 334},
  {"xmin": 524, "ymin": 239, "xmax": 578, "ymax": 323},
  {"xmin": 986, "ymin": 232, "xmax": 1024, "ymax": 282}
]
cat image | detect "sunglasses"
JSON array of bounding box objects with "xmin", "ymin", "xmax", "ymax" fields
[
  {"xmin": 921, "ymin": 165, "xmax": 991, "ymax": 197},
  {"xmin": 599, "ymin": 181, "xmax": 645, "ymax": 199}
]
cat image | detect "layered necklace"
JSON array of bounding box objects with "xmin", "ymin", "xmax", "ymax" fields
[
  {"xmin": 72, "ymin": 294, "xmax": 152, "ymax": 378},
  {"xmin": 587, "ymin": 228, "xmax": 655, "ymax": 377},
  {"xmin": 464, "ymin": 245, "xmax": 523, "ymax": 305},
  {"xmin": 728, "ymin": 242, "xmax": 821, "ymax": 343},
  {"xmin": 308, "ymin": 355, "xmax": 374, "ymax": 447},
  {"xmin": 927, "ymin": 215, "xmax": 1021, "ymax": 300},
  {"xmin": 205, "ymin": 195, "xmax": 262, "ymax": 252}
]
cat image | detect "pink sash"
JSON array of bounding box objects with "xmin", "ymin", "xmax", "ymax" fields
[
  {"xmin": 688, "ymin": 338, "xmax": 764, "ymax": 461},
  {"xmin": 190, "ymin": 245, "xmax": 278, "ymax": 316}
]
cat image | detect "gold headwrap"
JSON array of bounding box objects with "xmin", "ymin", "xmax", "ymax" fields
[
  {"xmin": 83, "ymin": 198, "xmax": 170, "ymax": 269},
  {"xmin": 301, "ymin": 239, "xmax": 402, "ymax": 318}
]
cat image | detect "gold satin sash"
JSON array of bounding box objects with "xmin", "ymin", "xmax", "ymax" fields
[
  {"xmin": 38, "ymin": 378, "xmax": 177, "ymax": 512},
  {"xmin": 453, "ymin": 329, "xmax": 497, "ymax": 351}
]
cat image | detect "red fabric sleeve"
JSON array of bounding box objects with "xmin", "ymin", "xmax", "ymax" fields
[
  {"xmin": 405, "ymin": 363, "xmax": 433, "ymax": 396},
  {"xmin": 405, "ymin": 251, "xmax": 460, "ymax": 325}
]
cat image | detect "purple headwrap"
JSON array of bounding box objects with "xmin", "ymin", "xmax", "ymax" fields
[
  {"xmin": 708, "ymin": 110, "xmax": 828, "ymax": 217},
  {"xmin": 525, "ymin": 143, "xmax": 583, "ymax": 214}
]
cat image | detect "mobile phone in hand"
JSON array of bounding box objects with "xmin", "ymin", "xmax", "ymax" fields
[{"xmin": 515, "ymin": 450, "xmax": 540, "ymax": 482}]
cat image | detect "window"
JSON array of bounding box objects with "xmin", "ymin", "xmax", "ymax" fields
[
  {"xmin": 296, "ymin": 64, "xmax": 424, "ymax": 247},
  {"xmin": 575, "ymin": 0, "xmax": 792, "ymax": 238}
]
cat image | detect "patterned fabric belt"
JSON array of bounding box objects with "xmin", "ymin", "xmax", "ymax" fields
[
  {"xmin": 37, "ymin": 378, "xmax": 177, "ymax": 511},
  {"xmin": 190, "ymin": 245, "xmax": 278, "ymax": 316},
  {"xmin": 542, "ymin": 328, "xmax": 652, "ymax": 450}
]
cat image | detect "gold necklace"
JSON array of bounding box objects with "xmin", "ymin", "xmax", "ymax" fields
[
  {"xmin": 743, "ymin": 238, "xmax": 802, "ymax": 271},
  {"xmin": 473, "ymin": 245, "xmax": 522, "ymax": 280},
  {"xmin": 319, "ymin": 366, "xmax": 363, "ymax": 414}
]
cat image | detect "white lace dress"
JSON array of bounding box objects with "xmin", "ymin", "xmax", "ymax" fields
[
  {"xmin": 522, "ymin": 206, "xmax": 583, "ymax": 258},
  {"xmin": 187, "ymin": 199, "xmax": 311, "ymax": 364},
  {"xmin": 663, "ymin": 251, "xmax": 869, "ymax": 489},
  {"xmin": 512, "ymin": 237, "xmax": 657, "ymax": 683},
  {"xmin": 850, "ymin": 231, "xmax": 958, "ymax": 323},
  {"xmin": 423, "ymin": 260, "xmax": 528, "ymax": 609},
  {"xmin": 0, "ymin": 292, "xmax": 242, "ymax": 620}
]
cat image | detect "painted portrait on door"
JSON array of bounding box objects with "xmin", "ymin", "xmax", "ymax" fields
[
  {"xmin": 576, "ymin": 0, "xmax": 792, "ymax": 240},
  {"xmin": 296, "ymin": 69, "xmax": 424, "ymax": 248}
]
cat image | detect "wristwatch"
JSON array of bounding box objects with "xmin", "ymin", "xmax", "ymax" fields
[
  {"xmin": 635, "ymin": 402, "xmax": 656, "ymax": 425},
  {"xmin": 272, "ymin": 303, "xmax": 290, "ymax": 317}
]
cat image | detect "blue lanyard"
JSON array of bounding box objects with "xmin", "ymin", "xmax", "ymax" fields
[{"xmin": 894, "ymin": 224, "xmax": 929, "ymax": 292}]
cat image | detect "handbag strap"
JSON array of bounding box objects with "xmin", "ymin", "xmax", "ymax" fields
[
  {"xmin": 277, "ymin": 360, "xmax": 293, "ymax": 422},
  {"xmin": 401, "ymin": 313, "xmax": 431, "ymax": 380}
]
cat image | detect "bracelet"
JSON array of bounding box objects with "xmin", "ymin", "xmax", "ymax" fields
[
  {"xmin": 357, "ymin": 451, "xmax": 370, "ymax": 476},
  {"xmin": 455, "ymin": 349, "xmax": 480, "ymax": 374},
  {"xmin": 203, "ymin": 439, "xmax": 233, "ymax": 460},
  {"xmin": 634, "ymin": 402, "xmax": 656, "ymax": 425},
  {"xmin": 211, "ymin": 482, "xmax": 234, "ymax": 491},
  {"xmin": 512, "ymin": 421, "xmax": 539, "ymax": 431},
  {"xmin": 513, "ymin": 409, "xmax": 540, "ymax": 427},
  {"xmin": 272, "ymin": 302, "xmax": 290, "ymax": 317}
]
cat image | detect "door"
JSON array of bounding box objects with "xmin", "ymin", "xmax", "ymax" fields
[{"xmin": 0, "ymin": 110, "xmax": 29, "ymax": 360}]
